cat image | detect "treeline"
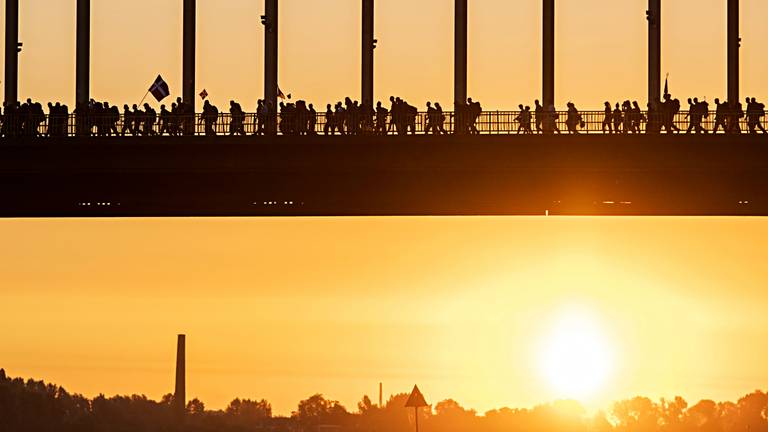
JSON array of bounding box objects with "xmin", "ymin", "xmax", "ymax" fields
[{"xmin": 2, "ymin": 368, "xmax": 768, "ymax": 432}]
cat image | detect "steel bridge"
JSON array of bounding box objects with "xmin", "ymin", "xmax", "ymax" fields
[
  {"xmin": 2, "ymin": 0, "xmax": 745, "ymax": 123},
  {"xmin": 1, "ymin": 1, "xmax": 766, "ymax": 218}
]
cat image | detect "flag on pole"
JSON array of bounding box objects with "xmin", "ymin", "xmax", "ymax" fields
[
  {"xmin": 277, "ymin": 87, "xmax": 286, "ymax": 100},
  {"xmin": 199, "ymin": 89, "xmax": 208, "ymax": 100},
  {"xmin": 148, "ymin": 75, "xmax": 170, "ymax": 102},
  {"xmin": 663, "ymin": 74, "xmax": 670, "ymax": 98}
]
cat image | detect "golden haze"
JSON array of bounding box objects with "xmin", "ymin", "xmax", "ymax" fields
[{"xmin": 1, "ymin": 217, "xmax": 768, "ymax": 415}]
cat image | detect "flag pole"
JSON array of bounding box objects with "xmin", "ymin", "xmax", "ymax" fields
[{"xmin": 138, "ymin": 89, "xmax": 151, "ymax": 106}]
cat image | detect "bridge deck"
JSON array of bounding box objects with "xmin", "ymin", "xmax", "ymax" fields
[{"xmin": 0, "ymin": 133, "xmax": 767, "ymax": 217}]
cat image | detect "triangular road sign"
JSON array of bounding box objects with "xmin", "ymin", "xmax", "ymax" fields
[{"xmin": 405, "ymin": 385, "xmax": 428, "ymax": 407}]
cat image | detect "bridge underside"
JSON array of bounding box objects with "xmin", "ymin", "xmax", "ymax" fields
[{"xmin": 0, "ymin": 134, "xmax": 767, "ymax": 217}]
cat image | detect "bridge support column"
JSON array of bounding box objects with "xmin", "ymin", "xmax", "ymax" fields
[
  {"xmin": 76, "ymin": 0, "xmax": 90, "ymax": 136},
  {"xmin": 183, "ymin": 0, "xmax": 195, "ymax": 135},
  {"xmin": 648, "ymin": 0, "xmax": 661, "ymax": 104},
  {"xmin": 183, "ymin": 0, "xmax": 195, "ymax": 112},
  {"xmin": 542, "ymin": 0, "xmax": 555, "ymax": 108},
  {"xmin": 264, "ymin": 0, "xmax": 278, "ymax": 136},
  {"xmin": 4, "ymin": 0, "xmax": 18, "ymax": 106},
  {"xmin": 362, "ymin": 0, "xmax": 374, "ymax": 108},
  {"xmin": 454, "ymin": 0, "xmax": 467, "ymax": 133},
  {"xmin": 728, "ymin": 0, "xmax": 739, "ymax": 104}
]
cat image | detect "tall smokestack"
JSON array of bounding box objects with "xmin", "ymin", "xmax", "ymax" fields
[
  {"xmin": 379, "ymin": 382, "xmax": 383, "ymax": 408},
  {"xmin": 174, "ymin": 334, "xmax": 186, "ymax": 419}
]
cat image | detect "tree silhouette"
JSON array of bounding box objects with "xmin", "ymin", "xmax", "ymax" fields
[
  {"xmin": 294, "ymin": 394, "xmax": 351, "ymax": 432},
  {"xmin": 4, "ymin": 369, "xmax": 768, "ymax": 432},
  {"xmin": 187, "ymin": 398, "xmax": 206, "ymax": 415}
]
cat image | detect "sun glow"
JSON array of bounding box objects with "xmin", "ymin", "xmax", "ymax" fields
[{"xmin": 537, "ymin": 307, "xmax": 615, "ymax": 401}]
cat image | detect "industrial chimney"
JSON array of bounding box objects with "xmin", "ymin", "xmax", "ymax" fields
[{"xmin": 174, "ymin": 334, "xmax": 186, "ymax": 419}]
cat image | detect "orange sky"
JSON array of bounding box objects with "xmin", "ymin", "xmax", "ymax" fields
[
  {"xmin": 2, "ymin": 0, "xmax": 768, "ymax": 417},
  {"xmin": 2, "ymin": 217, "xmax": 768, "ymax": 415},
  {"xmin": 3, "ymin": 0, "xmax": 768, "ymax": 110}
]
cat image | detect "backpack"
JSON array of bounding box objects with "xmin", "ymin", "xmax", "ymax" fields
[{"xmin": 700, "ymin": 102, "xmax": 709, "ymax": 118}]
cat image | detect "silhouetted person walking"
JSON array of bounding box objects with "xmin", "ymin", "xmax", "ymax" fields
[
  {"xmin": 669, "ymin": 97, "xmax": 682, "ymax": 133},
  {"xmin": 201, "ymin": 100, "xmax": 219, "ymax": 136},
  {"xmin": 746, "ymin": 97, "xmax": 766, "ymax": 134},
  {"xmin": 255, "ymin": 99, "xmax": 265, "ymax": 135},
  {"xmin": 727, "ymin": 100, "xmax": 744, "ymax": 134},
  {"xmin": 467, "ymin": 98, "xmax": 481, "ymax": 134},
  {"xmin": 602, "ymin": 102, "xmax": 613, "ymax": 133},
  {"xmin": 713, "ymin": 98, "xmax": 727, "ymax": 133},
  {"xmin": 375, "ymin": 102, "xmax": 388, "ymax": 135},
  {"xmin": 425, "ymin": 102, "xmax": 437, "ymax": 135},
  {"xmin": 387, "ymin": 96, "xmax": 397, "ymax": 135},
  {"xmin": 534, "ymin": 100, "xmax": 543, "ymax": 133},
  {"xmin": 685, "ymin": 98, "xmax": 707, "ymax": 134},
  {"xmin": 104, "ymin": 102, "xmax": 119, "ymax": 136},
  {"xmin": 169, "ymin": 103, "xmax": 181, "ymax": 136},
  {"xmin": 143, "ymin": 103, "xmax": 157, "ymax": 136},
  {"xmin": 632, "ymin": 101, "xmax": 645, "ymax": 133},
  {"xmin": 565, "ymin": 102, "xmax": 582, "ymax": 134},
  {"xmin": 158, "ymin": 104, "xmax": 171, "ymax": 135},
  {"xmin": 335, "ymin": 102, "xmax": 346, "ymax": 135},
  {"xmin": 131, "ymin": 104, "xmax": 143, "ymax": 135},
  {"xmin": 308, "ymin": 103, "xmax": 317, "ymax": 135},
  {"xmin": 435, "ymin": 103, "xmax": 447, "ymax": 134},
  {"xmin": 229, "ymin": 100, "xmax": 246, "ymax": 136},
  {"xmin": 612, "ymin": 103, "xmax": 623, "ymax": 134},
  {"xmin": 323, "ymin": 104, "xmax": 334, "ymax": 135},
  {"xmin": 521, "ymin": 106, "xmax": 533, "ymax": 134},
  {"xmin": 542, "ymin": 102, "xmax": 560, "ymax": 134},
  {"xmin": 404, "ymin": 100, "xmax": 418, "ymax": 135},
  {"xmin": 515, "ymin": 104, "xmax": 526, "ymax": 134}
]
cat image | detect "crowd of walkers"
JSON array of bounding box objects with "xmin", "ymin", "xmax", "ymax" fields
[
  {"xmin": 261, "ymin": 96, "xmax": 471, "ymax": 136},
  {"xmin": 0, "ymin": 95, "xmax": 483, "ymax": 138},
  {"xmin": 112, "ymin": 97, "xmax": 195, "ymax": 137},
  {"xmin": 0, "ymin": 97, "xmax": 199, "ymax": 138},
  {"xmin": 322, "ymin": 96, "xmax": 421, "ymax": 136},
  {"xmin": 1, "ymin": 94, "xmax": 766, "ymax": 138},
  {"xmin": 307, "ymin": 96, "xmax": 474, "ymax": 136},
  {"xmin": 597, "ymin": 94, "xmax": 767, "ymax": 135},
  {"xmin": 0, "ymin": 99, "xmax": 48, "ymax": 137},
  {"xmin": 599, "ymin": 100, "xmax": 649, "ymax": 134}
]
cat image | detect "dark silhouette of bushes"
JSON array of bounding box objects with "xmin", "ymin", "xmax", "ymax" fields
[{"xmin": 3, "ymin": 368, "xmax": 768, "ymax": 432}]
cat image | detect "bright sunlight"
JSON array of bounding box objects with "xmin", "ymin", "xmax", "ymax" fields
[{"xmin": 537, "ymin": 307, "xmax": 615, "ymax": 401}]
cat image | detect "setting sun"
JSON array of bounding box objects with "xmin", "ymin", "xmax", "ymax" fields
[{"xmin": 537, "ymin": 308, "xmax": 615, "ymax": 401}]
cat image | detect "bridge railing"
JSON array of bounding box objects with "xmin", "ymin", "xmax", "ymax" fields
[{"xmin": 0, "ymin": 110, "xmax": 759, "ymax": 138}]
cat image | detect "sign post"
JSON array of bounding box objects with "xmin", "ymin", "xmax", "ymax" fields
[{"xmin": 405, "ymin": 385, "xmax": 428, "ymax": 432}]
